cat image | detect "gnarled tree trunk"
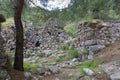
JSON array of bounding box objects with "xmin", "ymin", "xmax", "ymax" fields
[{"xmin": 14, "ymin": 0, "xmax": 24, "ymax": 71}]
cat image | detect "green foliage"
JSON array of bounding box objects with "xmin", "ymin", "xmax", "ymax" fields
[
  {"xmin": 55, "ymin": 56, "xmax": 68, "ymax": 63},
  {"xmin": 38, "ymin": 52, "xmax": 45, "ymax": 57},
  {"xmin": 66, "ymin": 48, "xmax": 88, "ymax": 58},
  {"xmin": 64, "ymin": 22, "xmax": 77, "ymax": 38},
  {"xmin": 60, "ymin": 45, "xmax": 88, "ymax": 58},
  {"xmin": 77, "ymin": 59, "xmax": 104, "ymax": 76},
  {"xmin": 1, "ymin": 0, "xmax": 120, "ymax": 25},
  {"xmin": 108, "ymin": 10, "xmax": 120, "ymax": 19},
  {"xmin": 60, "ymin": 45, "xmax": 69, "ymax": 50},
  {"xmin": 24, "ymin": 62, "xmax": 40, "ymax": 71},
  {"xmin": 68, "ymin": 49, "xmax": 79, "ymax": 58},
  {"xmin": 22, "ymin": 7, "xmax": 47, "ymax": 25},
  {"xmin": 55, "ymin": 58, "xmax": 61, "ymax": 62},
  {"xmin": 0, "ymin": 0, "xmax": 14, "ymax": 18},
  {"xmin": 60, "ymin": 42, "xmax": 71, "ymax": 50}
]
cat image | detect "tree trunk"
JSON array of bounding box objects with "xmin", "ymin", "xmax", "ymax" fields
[{"xmin": 14, "ymin": 0, "xmax": 24, "ymax": 71}]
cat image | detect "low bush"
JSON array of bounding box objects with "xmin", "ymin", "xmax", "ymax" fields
[
  {"xmin": 68, "ymin": 49, "xmax": 79, "ymax": 58},
  {"xmin": 24, "ymin": 62, "xmax": 40, "ymax": 71},
  {"xmin": 60, "ymin": 44, "xmax": 69, "ymax": 50},
  {"xmin": 38, "ymin": 52, "xmax": 45, "ymax": 57},
  {"xmin": 64, "ymin": 22, "xmax": 77, "ymax": 38}
]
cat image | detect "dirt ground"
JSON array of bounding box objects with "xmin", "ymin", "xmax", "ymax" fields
[{"xmin": 95, "ymin": 40, "xmax": 120, "ymax": 63}]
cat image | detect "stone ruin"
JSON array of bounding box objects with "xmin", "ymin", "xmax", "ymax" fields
[
  {"xmin": 1, "ymin": 25, "xmax": 15, "ymax": 51},
  {"xmin": 74, "ymin": 20, "xmax": 120, "ymax": 57},
  {"xmin": 25, "ymin": 18, "xmax": 68, "ymax": 51},
  {"xmin": 2, "ymin": 18, "xmax": 68, "ymax": 52},
  {"xmin": 37, "ymin": 18, "xmax": 68, "ymax": 50}
]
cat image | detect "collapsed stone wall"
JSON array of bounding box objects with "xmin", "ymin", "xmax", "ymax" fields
[
  {"xmin": 38, "ymin": 18, "xmax": 67, "ymax": 50},
  {"xmin": 25, "ymin": 18, "xmax": 67, "ymax": 51},
  {"xmin": 2, "ymin": 18, "xmax": 68, "ymax": 52},
  {"xmin": 74, "ymin": 20, "xmax": 120, "ymax": 54}
]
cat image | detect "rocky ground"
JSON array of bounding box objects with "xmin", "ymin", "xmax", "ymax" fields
[{"xmin": 5, "ymin": 40, "xmax": 120, "ymax": 80}]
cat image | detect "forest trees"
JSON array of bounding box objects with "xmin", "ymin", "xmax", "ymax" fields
[
  {"xmin": 13, "ymin": 0, "xmax": 24, "ymax": 71},
  {"xmin": 1, "ymin": 0, "xmax": 120, "ymax": 25}
]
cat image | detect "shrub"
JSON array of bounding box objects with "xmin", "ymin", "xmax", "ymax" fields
[
  {"xmin": 68, "ymin": 49, "xmax": 79, "ymax": 58},
  {"xmin": 64, "ymin": 23, "xmax": 77, "ymax": 38},
  {"xmin": 24, "ymin": 62, "xmax": 40, "ymax": 71},
  {"xmin": 38, "ymin": 52, "xmax": 45, "ymax": 57},
  {"xmin": 60, "ymin": 44, "xmax": 69, "ymax": 50},
  {"xmin": 68, "ymin": 48, "xmax": 88, "ymax": 58},
  {"xmin": 10, "ymin": 61, "xmax": 40, "ymax": 71}
]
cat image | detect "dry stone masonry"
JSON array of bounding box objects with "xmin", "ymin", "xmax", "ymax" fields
[
  {"xmin": 39, "ymin": 18, "xmax": 67, "ymax": 50},
  {"xmin": 2, "ymin": 18, "xmax": 68, "ymax": 52},
  {"xmin": 74, "ymin": 20, "xmax": 120, "ymax": 54},
  {"xmin": 24, "ymin": 18, "xmax": 68, "ymax": 51},
  {"xmin": 2, "ymin": 18, "xmax": 120, "ymax": 59}
]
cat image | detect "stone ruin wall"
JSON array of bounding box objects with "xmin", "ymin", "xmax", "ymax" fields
[
  {"xmin": 2, "ymin": 18, "xmax": 120, "ymax": 55},
  {"xmin": 24, "ymin": 18, "xmax": 68, "ymax": 51},
  {"xmin": 74, "ymin": 20, "xmax": 120, "ymax": 53},
  {"xmin": 2, "ymin": 18, "xmax": 68, "ymax": 52}
]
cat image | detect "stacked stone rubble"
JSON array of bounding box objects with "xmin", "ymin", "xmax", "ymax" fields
[
  {"xmin": 74, "ymin": 20, "xmax": 120, "ymax": 54},
  {"xmin": 2, "ymin": 18, "xmax": 68, "ymax": 52},
  {"xmin": 39, "ymin": 18, "xmax": 67, "ymax": 50},
  {"xmin": 74, "ymin": 22, "xmax": 95, "ymax": 49},
  {"xmin": 24, "ymin": 18, "xmax": 68, "ymax": 51}
]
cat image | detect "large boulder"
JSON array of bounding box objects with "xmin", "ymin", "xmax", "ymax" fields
[{"xmin": 110, "ymin": 72, "xmax": 120, "ymax": 80}]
